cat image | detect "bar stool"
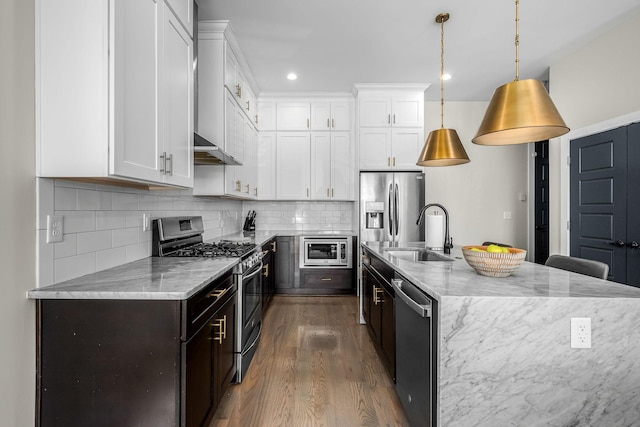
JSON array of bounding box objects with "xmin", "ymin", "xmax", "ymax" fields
[{"xmin": 545, "ymin": 254, "xmax": 609, "ymax": 279}]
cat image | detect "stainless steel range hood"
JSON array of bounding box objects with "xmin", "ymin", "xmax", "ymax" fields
[{"xmin": 194, "ymin": 133, "xmax": 242, "ymax": 166}]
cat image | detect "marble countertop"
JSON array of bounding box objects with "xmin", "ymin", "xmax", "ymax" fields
[
  {"xmin": 27, "ymin": 257, "xmax": 240, "ymax": 300},
  {"xmin": 28, "ymin": 229, "xmax": 357, "ymax": 301},
  {"xmin": 362, "ymin": 241, "xmax": 640, "ymax": 301}
]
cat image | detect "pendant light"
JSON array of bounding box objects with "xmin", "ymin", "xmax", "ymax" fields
[
  {"xmin": 417, "ymin": 13, "xmax": 470, "ymax": 167},
  {"xmin": 472, "ymin": 0, "xmax": 569, "ymax": 145}
]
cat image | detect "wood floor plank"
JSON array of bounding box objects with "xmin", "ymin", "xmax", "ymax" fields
[{"xmin": 209, "ymin": 295, "xmax": 409, "ymax": 427}]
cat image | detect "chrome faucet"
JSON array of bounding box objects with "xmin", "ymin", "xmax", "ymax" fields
[{"xmin": 417, "ymin": 203, "xmax": 453, "ymax": 254}]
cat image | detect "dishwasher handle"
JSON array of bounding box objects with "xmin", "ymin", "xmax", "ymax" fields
[{"xmin": 392, "ymin": 279, "xmax": 432, "ymax": 318}]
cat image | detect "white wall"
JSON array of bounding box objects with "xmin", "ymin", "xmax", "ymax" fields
[
  {"xmin": 548, "ymin": 10, "xmax": 640, "ymax": 254},
  {"xmin": 0, "ymin": 0, "xmax": 36, "ymax": 425},
  {"xmin": 423, "ymin": 102, "xmax": 530, "ymax": 249}
]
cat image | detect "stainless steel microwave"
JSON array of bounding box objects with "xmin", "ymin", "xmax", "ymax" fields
[{"xmin": 300, "ymin": 236, "xmax": 352, "ymax": 268}]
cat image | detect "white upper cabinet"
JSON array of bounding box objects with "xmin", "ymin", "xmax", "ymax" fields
[
  {"xmin": 310, "ymin": 132, "xmax": 352, "ymax": 200},
  {"xmin": 310, "ymin": 102, "xmax": 350, "ymax": 131},
  {"xmin": 357, "ymin": 85, "xmax": 427, "ymax": 128},
  {"xmin": 257, "ymin": 132, "xmax": 277, "ymax": 200},
  {"xmin": 276, "ymin": 133, "xmax": 312, "ymax": 199},
  {"xmin": 164, "ymin": 0, "xmax": 193, "ymax": 37},
  {"xmin": 36, "ymin": 0, "xmax": 193, "ymax": 188},
  {"xmin": 195, "ymin": 21, "xmax": 260, "ymax": 198},
  {"xmin": 257, "ymin": 102, "xmax": 277, "ymax": 131},
  {"xmin": 276, "ymin": 103, "xmax": 311, "ymax": 131},
  {"xmin": 356, "ymin": 84, "xmax": 428, "ymax": 171}
]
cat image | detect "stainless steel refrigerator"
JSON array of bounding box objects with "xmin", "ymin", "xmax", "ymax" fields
[{"xmin": 359, "ymin": 171, "xmax": 425, "ymax": 244}]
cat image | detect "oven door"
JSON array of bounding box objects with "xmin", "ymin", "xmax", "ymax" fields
[{"xmin": 234, "ymin": 260, "xmax": 263, "ymax": 383}]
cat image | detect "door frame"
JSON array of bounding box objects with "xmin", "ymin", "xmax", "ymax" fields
[{"xmin": 558, "ymin": 110, "xmax": 640, "ymax": 255}]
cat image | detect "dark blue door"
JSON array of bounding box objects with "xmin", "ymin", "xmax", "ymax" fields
[{"xmin": 570, "ymin": 123, "xmax": 640, "ymax": 287}]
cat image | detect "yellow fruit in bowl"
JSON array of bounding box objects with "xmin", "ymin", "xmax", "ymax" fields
[
  {"xmin": 486, "ymin": 244, "xmax": 503, "ymax": 253},
  {"xmin": 470, "ymin": 247, "xmax": 484, "ymax": 252},
  {"xmin": 501, "ymin": 247, "xmax": 510, "ymax": 253}
]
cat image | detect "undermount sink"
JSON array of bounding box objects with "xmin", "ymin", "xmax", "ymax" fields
[{"xmin": 384, "ymin": 248, "xmax": 453, "ymax": 262}]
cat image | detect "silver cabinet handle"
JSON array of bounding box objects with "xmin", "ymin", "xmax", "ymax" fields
[
  {"xmin": 246, "ymin": 100, "xmax": 250, "ymax": 111},
  {"xmin": 327, "ymin": 118, "xmax": 330, "ymax": 128},
  {"xmin": 393, "ymin": 114, "xmax": 396, "ymax": 124},
  {"xmin": 235, "ymin": 84, "xmax": 242, "ymax": 98},
  {"xmin": 388, "ymin": 114, "xmax": 391, "ymax": 124},
  {"xmin": 167, "ymin": 153, "xmax": 173, "ymax": 176},
  {"xmin": 307, "ymin": 118, "xmax": 310, "ymax": 128},
  {"xmin": 159, "ymin": 152, "xmax": 167, "ymax": 174},
  {"xmin": 332, "ymin": 118, "xmax": 335, "ymax": 128}
]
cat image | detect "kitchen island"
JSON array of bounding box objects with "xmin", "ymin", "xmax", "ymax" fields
[{"xmin": 362, "ymin": 241, "xmax": 640, "ymax": 427}]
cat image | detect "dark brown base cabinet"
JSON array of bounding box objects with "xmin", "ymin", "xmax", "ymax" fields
[
  {"xmin": 361, "ymin": 247, "xmax": 396, "ymax": 381},
  {"xmin": 37, "ymin": 270, "xmax": 237, "ymax": 427}
]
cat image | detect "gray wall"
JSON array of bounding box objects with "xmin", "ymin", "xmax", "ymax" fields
[{"xmin": 0, "ymin": 0, "xmax": 36, "ymax": 425}]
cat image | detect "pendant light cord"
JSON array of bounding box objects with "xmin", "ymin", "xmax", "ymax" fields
[
  {"xmin": 515, "ymin": 0, "xmax": 520, "ymax": 81},
  {"xmin": 440, "ymin": 16, "xmax": 445, "ymax": 128}
]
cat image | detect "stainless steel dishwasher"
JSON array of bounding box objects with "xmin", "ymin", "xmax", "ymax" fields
[{"xmin": 392, "ymin": 274, "xmax": 436, "ymax": 427}]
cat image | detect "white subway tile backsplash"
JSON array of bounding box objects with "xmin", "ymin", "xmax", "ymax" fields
[
  {"xmin": 54, "ymin": 233, "xmax": 77, "ymax": 259},
  {"xmin": 54, "ymin": 253, "xmax": 95, "ymax": 283},
  {"xmin": 96, "ymin": 247, "xmax": 127, "ymax": 272},
  {"xmin": 54, "ymin": 187, "xmax": 77, "ymax": 211},
  {"xmin": 37, "ymin": 178, "xmax": 356, "ymax": 286},
  {"xmin": 96, "ymin": 210, "xmax": 127, "ymax": 230},
  {"xmin": 37, "ymin": 230, "xmax": 54, "ymax": 287},
  {"xmin": 112, "ymin": 228, "xmax": 138, "ymax": 247},
  {"xmin": 112, "ymin": 192, "xmax": 139, "ymax": 210},
  {"xmin": 125, "ymin": 242, "xmax": 150, "ymax": 263},
  {"xmin": 59, "ymin": 211, "xmax": 96, "ymax": 233},
  {"xmin": 77, "ymin": 230, "xmax": 112, "ymax": 254}
]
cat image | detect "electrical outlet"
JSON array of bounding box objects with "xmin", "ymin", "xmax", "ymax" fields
[
  {"xmin": 571, "ymin": 317, "xmax": 591, "ymax": 349},
  {"xmin": 503, "ymin": 211, "xmax": 512, "ymax": 220},
  {"xmin": 46, "ymin": 215, "xmax": 64, "ymax": 243},
  {"xmin": 142, "ymin": 213, "xmax": 150, "ymax": 231}
]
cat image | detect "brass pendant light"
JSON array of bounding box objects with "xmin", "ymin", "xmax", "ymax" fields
[
  {"xmin": 472, "ymin": 0, "xmax": 569, "ymax": 145},
  {"xmin": 417, "ymin": 12, "xmax": 470, "ymax": 167}
]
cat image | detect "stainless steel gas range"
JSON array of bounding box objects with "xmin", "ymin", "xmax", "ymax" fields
[{"xmin": 152, "ymin": 216, "xmax": 263, "ymax": 383}]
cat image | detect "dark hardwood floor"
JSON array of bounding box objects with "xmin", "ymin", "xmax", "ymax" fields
[{"xmin": 209, "ymin": 295, "xmax": 409, "ymax": 427}]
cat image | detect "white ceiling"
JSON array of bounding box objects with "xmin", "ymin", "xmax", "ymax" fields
[{"xmin": 198, "ymin": 0, "xmax": 640, "ymax": 101}]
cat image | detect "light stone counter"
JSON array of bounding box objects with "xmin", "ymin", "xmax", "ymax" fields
[
  {"xmin": 27, "ymin": 257, "xmax": 239, "ymax": 300},
  {"xmin": 362, "ymin": 241, "xmax": 640, "ymax": 427}
]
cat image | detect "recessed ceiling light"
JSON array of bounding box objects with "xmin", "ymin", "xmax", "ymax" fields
[
  {"xmin": 287, "ymin": 73, "xmax": 298, "ymax": 81},
  {"xmin": 442, "ymin": 73, "xmax": 452, "ymax": 81}
]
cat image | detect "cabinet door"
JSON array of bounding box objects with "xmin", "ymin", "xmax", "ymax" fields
[
  {"xmin": 161, "ymin": 5, "xmax": 193, "ymax": 187},
  {"xmin": 368, "ymin": 273, "xmax": 382, "ymax": 342},
  {"xmin": 362, "ymin": 266, "xmax": 372, "ymax": 325},
  {"xmin": 112, "ymin": 0, "xmax": 162, "ymax": 182},
  {"xmin": 391, "ymin": 96, "xmax": 423, "ymax": 127},
  {"xmin": 359, "ymin": 128, "xmax": 392, "ymax": 170},
  {"xmin": 380, "ymin": 286, "xmax": 396, "ymax": 380},
  {"xmin": 276, "ymin": 133, "xmax": 311, "ymax": 199},
  {"xmin": 257, "ymin": 132, "xmax": 276, "ymax": 199},
  {"xmin": 185, "ymin": 318, "xmax": 214, "ymax": 427},
  {"xmin": 164, "ymin": 0, "xmax": 193, "ymax": 37},
  {"xmin": 391, "ymin": 128, "xmax": 423, "ymax": 169},
  {"xmin": 330, "ymin": 101, "xmax": 351, "ymax": 131},
  {"xmin": 330, "ymin": 132, "xmax": 352, "ymax": 200},
  {"xmin": 311, "ymin": 102, "xmax": 331, "ymax": 130},
  {"xmin": 310, "ymin": 132, "xmax": 331, "ymax": 199},
  {"xmin": 276, "ymin": 103, "xmax": 311, "ymax": 130},
  {"xmin": 243, "ymin": 119, "xmax": 257, "ymax": 198},
  {"xmin": 258, "ymin": 102, "xmax": 277, "ymax": 131},
  {"xmin": 275, "ymin": 237, "xmax": 295, "ymax": 291},
  {"xmin": 213, "ymin": 296, "xmax": 237, "ymax": 409},
  {"xmin": 224, "ymin": 43, "xmax": 238, "ymax": 93},
  {"xmin": 359, "ymin": 97, "xmax": 391, "ymax": 127}
]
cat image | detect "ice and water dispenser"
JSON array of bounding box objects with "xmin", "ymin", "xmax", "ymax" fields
[{"xmin": 365, "ymin": 202, "xmax": 384, "ymax": 229}]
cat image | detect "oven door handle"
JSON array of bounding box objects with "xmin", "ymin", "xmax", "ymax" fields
[{"xmin": 243, "ymin": 262, "xmax": 264, "ymax": 280}]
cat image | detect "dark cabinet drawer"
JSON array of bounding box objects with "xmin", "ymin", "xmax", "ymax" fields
[
  {"xmin": 300, "ymin": 269, "xmax": 352, "ymax": 289},
  {"xmin": 183, "ymin": 269, "xmax": 235, "ymax": 339}
]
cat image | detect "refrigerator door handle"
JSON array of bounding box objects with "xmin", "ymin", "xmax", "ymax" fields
[
  {"xmin": 394, "ymin": 183, "xmax": 399, "ymax": 236},
  {"xmin": 388, "ymin": 183, "xmax": 394, "ymax": 237}
]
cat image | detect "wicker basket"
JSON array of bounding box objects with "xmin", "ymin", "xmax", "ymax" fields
[{"xmin": 461, "ymin": 246, "xmax": 527, "ymax": 277}]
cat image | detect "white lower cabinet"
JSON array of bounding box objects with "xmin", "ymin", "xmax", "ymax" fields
[{"xmin": 37, "ymin": 0, "xmax": 193, "ymax": 188}]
